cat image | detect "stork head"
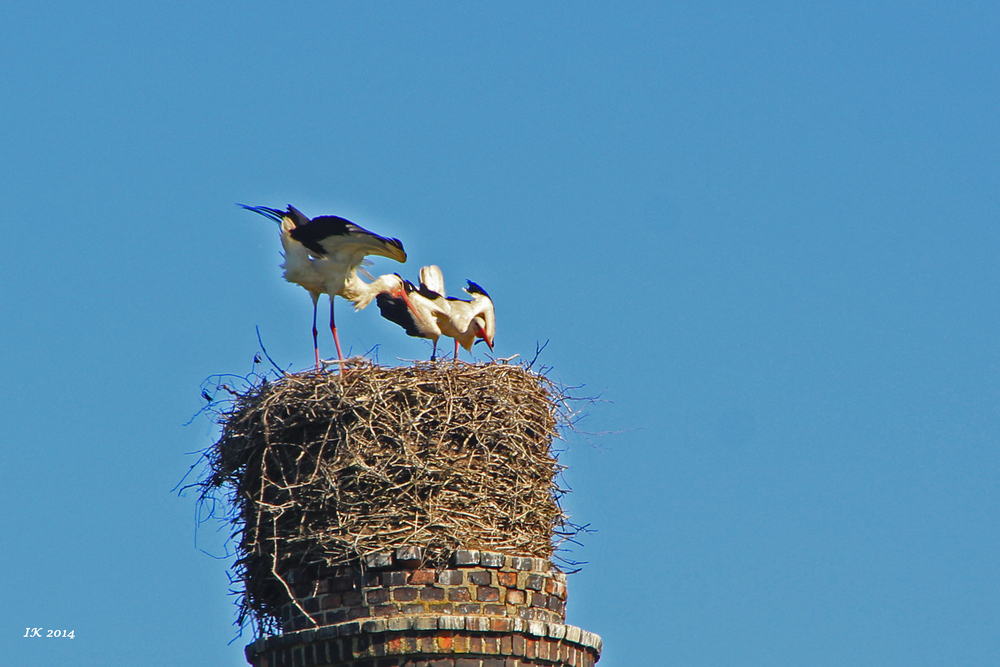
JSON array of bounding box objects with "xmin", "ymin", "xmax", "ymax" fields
[
  {"xmin": 398, "ymin": 277, "xmax": 419, "ymax": 311},
  {"xmin": 474, "ymin": 305, "xmax": 495, "ymax": 350},
  {"xmin": 473, "ymin": 320, "xmax": 494, "ymax": 350},
  {"xmin": 379, "ymin": 273, "xmax": 406, "ymax": 298},
  {"xmin": 463, "ymin": 280, "xmax": 495, "ymax": 350}
]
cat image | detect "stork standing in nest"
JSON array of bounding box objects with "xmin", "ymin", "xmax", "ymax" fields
[
  {"xmin": 377, "ymin": 265, "xmax": 494, "ymax": 360},
  {"xmin": 241, "ymin": 204, "xmax": 408, "ymax": 367}
]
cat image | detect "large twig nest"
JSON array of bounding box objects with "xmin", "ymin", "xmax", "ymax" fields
[{"xmin": 204, "ymin": 361, "xmax": 569, "ymax": 628}]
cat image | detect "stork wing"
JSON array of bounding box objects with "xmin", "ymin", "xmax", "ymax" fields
[
  {"xmin": 377, "ymin": 282, "xmax": 446, "ymax": 339},
  {"xmin": 357, "ymin": 259, "xmax": 376, "ymax": 282},
  {"xmin": 291, "ymin": 215, "xmax": 407, "ymax": 264},
  {"xmin": 419, "ymin": 265, "xmax": 446, "ymax": 296},
  {"xmin": 376, "ymin": 293, "xmax": 428, "ymax": 338}
]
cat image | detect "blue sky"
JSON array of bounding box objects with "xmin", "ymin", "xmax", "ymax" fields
[{"xmin": 2, "ymin": 2, "xmax": 998, "ymax": 665}]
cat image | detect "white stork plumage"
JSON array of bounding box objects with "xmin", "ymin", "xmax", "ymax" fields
[
  {"xmin": 441, "ymin": 279, "xmax": 495, "ymax": 358},
  {"xmin": 376, "ymin": 265, "xmax": 495, "ymax": 361},
  {"xmin": 376, "ymin": 276, "xmax": 449, "ymax": 360},
  {"xmin": 240, "ymin": 204, "xmax": 407, "ymax": 367}
]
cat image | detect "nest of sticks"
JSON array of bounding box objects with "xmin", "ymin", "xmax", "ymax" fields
[{"xmin": 202, "ymin": 360, "xmax": 572, "ymax": 631}]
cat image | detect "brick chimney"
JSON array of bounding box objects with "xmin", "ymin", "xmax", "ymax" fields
[{"xmin": 243, "ymin": 547, "xmax": 601, "ymax": 667}]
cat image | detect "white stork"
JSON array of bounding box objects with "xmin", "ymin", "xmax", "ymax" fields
[
  {"xmin": 441, "ymin": 279, "xmax": 495, "ymax": 359},
  {"xmin": 376, "ymin": 276, "xmax": 449, "ymax": 360},
  {"xmin": 377, "ymin": 265, "xmax": 495, "ymax": 360},
  {"xmin": 240, "ymin": 204, "xmax": 407, "ymax": 367}
]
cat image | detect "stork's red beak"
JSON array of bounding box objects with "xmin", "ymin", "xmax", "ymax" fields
[
  {"xmin": 399, "ymin": 289, "xmax": 415, "ymax": 312},
  {"xmin": 476, "ymin": 324, "xmax": 493, "ymax": 350}
]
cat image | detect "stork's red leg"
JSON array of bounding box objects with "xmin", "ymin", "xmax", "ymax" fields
[
  {"xmin": 311, "ymin": 294, "xmax": 320, "ymax": 369},
  {"xmin": 454, "ymin": 339, "xmax": 460, "ymax": 360},
  {"xmin": 330, "ymin": 297, "xmax": 345, "ymax": 363}
]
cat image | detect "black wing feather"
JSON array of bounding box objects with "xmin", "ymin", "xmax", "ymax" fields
[
  {"xmin": 465, "ymin": 280, "xmax": 490, "ymax": 298},
  {"xmin": 377, "ymin": 293, "xmax": 427, "ymax": 339},
  {"xmin": 238, "ymin": 204, "xmax": 285, "ymax": 224}
]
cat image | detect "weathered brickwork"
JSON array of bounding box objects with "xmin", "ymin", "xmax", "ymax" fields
[
  {"xmin": 245, "ymin": 619, "xmax": 602, "ymax": 667},
  {"xmin": 281, "ymin": 550, "xmax": 568, "ymax": 632},
  {"xmin": 248, "ymin": 549, "xmax": 601, "ymax": 667}
]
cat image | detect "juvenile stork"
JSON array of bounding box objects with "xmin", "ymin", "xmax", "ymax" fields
[{"xmin": 240, "ymin": 204, "xmax": 407, "ymax": 366}]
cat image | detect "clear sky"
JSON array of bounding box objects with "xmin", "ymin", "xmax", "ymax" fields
[{"xmin": 2, "ymin": 2, "xmax": 998, "ymax": 665}]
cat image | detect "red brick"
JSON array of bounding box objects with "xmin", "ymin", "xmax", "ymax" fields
[
  {"xmin": 505, "ymin": 590, "xmax": 525, "ymax": 605},
  {"xmin": 409, "ymin": 570, "xmax": 437, "ymax": 585},
  {"xmin": 449, "ymin": 587, "xmax": 472, "ymax": 602},
  {"xmin": 477, "ymin": 586, "xmax": 500, "ymax": 602},
  {"xmin": 348, "ymin": 606, "xmax": 371, "ymax": 620},
  {"xmin": 468, "ymin": 570, "xmax": 492, "ymax": 586},
  {"xmin": 497, "ymin": 572, "xmax": 517, "ymax": 588},
  {"xmin": 538, "ymin": 640, "xmax": 551, "ymax": 661},
  {"xmin": 437, "ymin": 570, "xmax": 464, "ymax": 585},
  {"xmin": 421, "ymin": 587, "xmax": 446, "ymax": 601},
  {"xmin": 493, "ymin": 618, "xmax": 513, "ymax": 633},
  {"xmin": 367, "ymin": 589, "xmax": 390, "ymax": 605},
  {"xmin": 382, "ymin": 571, "xmax": 408, "ymax": 587},
  {"xmin": 545, "ymin": 579, "xmax": 566, "ymax": 598},
  {"xmin": 393, "ymin": 587, "xmax": 419, "ymax": 601}
]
